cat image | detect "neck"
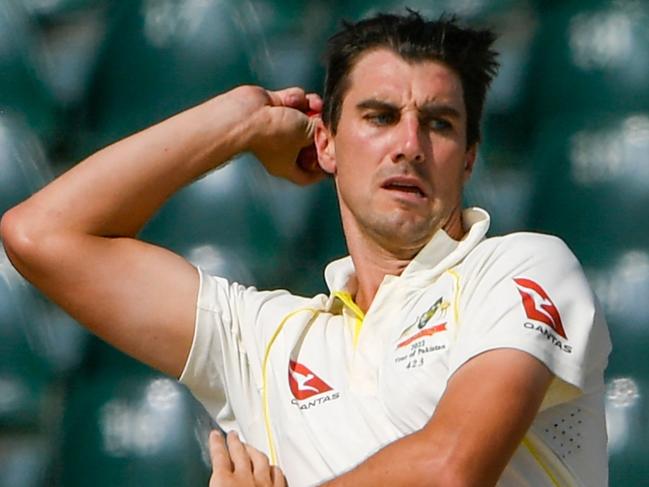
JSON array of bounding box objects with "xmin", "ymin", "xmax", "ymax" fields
[
  {"xmin": 342, "ymin": 210, "xmax": 465, "ymax": 313},
  {"xmin": 347, "ymin": 236, "xmax": 414, "ymax": 313}
]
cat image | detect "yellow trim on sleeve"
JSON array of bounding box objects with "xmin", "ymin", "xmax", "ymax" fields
[
  {"xmin": 333, "ymin": 291, "xmax": 365, "ymax": 347},
  {"xmin": 262, "ymin": 307, "xmax": 321, "ymax": 465},
  {"xmin": 521, "ymin": 431, "xmax": 579, "ymax": 487},
  {"xmin": 443, "ymin": 269, "xmax": 575, "ymax": 486},
  {"xmin": 522, "ymin": 436, "xmax": 562, "ymax": 487}
]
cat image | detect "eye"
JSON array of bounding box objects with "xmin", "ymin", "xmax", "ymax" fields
[
  {"xmin": 426, "ymin": 118, "xmax": 453, "ymax": 132},
  {"xmin": 428, "ymin": 118, "xmax": 453, "ymax": 132},
  {"xmin": 365, "ymin": 111, "xmax": 398, "ymax": 126}
]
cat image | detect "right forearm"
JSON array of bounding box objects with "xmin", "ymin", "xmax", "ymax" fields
[
  {"xmin": 1, "ymin": 84, "xmax": 322, "ymax": 278},
  {"xmin": 0, "ymin": 85, "xmax": 320, "ymax": 378},
  {"xmin": 10, "ymin": 89, "xmax": 253, "ymax": 240}
]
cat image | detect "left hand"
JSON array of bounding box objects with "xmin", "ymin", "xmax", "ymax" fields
[{"xmin": 209, "ymin": 430, "xmax": 287, "ymax": 487}]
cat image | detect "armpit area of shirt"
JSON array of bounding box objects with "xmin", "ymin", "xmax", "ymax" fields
[{"xmin": 541, "ymin": 376, "xmax": 581, "ymax": 410}]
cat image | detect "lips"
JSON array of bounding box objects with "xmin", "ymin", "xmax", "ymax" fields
[{"xmin": 381, "ymin": 176, "xmax": 428, "ymax": 198}]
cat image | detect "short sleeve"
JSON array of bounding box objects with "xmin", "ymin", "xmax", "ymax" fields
[
  {"xmin": 448, "ymin": 234, "xmax": 611, "ymax": 410},
  {"xmin": 178, "ymin": 267, "xmax": 313, "ymax": 442},
  {"xmin": 178, "ymin": 267, "xmax": 262, "ymax": 430}
]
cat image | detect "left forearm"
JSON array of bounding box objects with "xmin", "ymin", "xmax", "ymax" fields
[
  {"xmin": 320, "ymin": 431, "xmax": 458, "ymax": 487},
  {"xmin": 321, "ymin": 349, "xmax": 553, "ymax": 487}
]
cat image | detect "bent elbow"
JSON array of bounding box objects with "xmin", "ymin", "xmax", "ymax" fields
[{"xmin": 0, "ymin": 206, "xmax": 44, "ymax": 272}]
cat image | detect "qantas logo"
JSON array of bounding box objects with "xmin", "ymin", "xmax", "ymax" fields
[
  {"xmin": 288, "ymin": 360, "xmax": 332, "ymax": 400},
  {"xmin": 514, "ymin": 278, "xmax": 567, "ymax": 339}
]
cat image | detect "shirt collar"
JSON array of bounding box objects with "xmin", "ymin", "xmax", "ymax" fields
[
  {"xmin": 323, "ymin": 207, "xmax": 491, "ymax": 306},
  {"xmin": 403, "ymin": 207, "xmax": 490, "ymax": 279}
]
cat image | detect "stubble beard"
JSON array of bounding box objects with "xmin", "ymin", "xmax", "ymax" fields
[{"xmin": 354, "ymin": 203, "xmax": 442, "ymax": 258}]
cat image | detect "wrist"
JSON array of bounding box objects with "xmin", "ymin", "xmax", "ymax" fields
[
  {"xmin": 201, "ymin": 86, "xmax": 271, "ymax": 157},
  {"xmin": 189, "ymin": 93, "xmax": 252, "ymax": 167}
]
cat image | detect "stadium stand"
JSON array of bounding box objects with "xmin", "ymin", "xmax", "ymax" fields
[
  {"xmin": 0, "ymin": 1, "xmax": 647, "ymax": 485},
  {"xmin": 58, "ymin": 352, "xmax": 211, "ymax": 486},
  {"xmin": 525, "ymin": 1, "xmax": 649, "ymax": 484}
]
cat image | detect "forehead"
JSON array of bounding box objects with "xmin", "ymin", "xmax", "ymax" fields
[{"xmin": 344, "ymin": 48, "xmax": 465, "ymax": 111}]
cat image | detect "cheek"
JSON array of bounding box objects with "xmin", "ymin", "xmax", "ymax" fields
[
  {"xmin": 337, "ymin": 131, "xmax": 386, "ymax": 173},
  {"xmin": 429, "ymin": 147, "xmax": 467, "ymax": 189},
  {"xmin": 341, "ymin": 117, "xmax": 393, "ymax": 149}
]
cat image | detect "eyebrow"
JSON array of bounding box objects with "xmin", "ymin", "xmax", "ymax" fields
[
  {"xmin": 420, "ymin": 103, "xmax": 462, "ymax": 120},
  {"xmin": 356, "ymin": 99, "xmax": 462, "ymax": 119},
  {"xmin": 356, "ymin": 99, "xmax": 399, "ymax": 112}
]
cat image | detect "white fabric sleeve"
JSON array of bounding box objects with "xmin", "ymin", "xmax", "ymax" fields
[
  {"xmin": 178, "ymin": 267, "xmax": 300, "ymax": 438},
  {"xmin": 448, "ymin": 234, "xmax": 611, "ymax": 410}
]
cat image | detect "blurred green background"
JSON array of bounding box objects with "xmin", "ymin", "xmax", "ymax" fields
[{"xmin": 1, "ymin": 0, "xmax": 647, "ymax": 485}]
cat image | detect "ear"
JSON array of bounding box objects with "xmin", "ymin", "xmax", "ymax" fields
[
  {"xmin": 463, "ymin": 144, "xmax": 477, "ymax": 183},
  {"xmin": 315, "ymin": 119, "xmax": 336, "ymax": 175}
]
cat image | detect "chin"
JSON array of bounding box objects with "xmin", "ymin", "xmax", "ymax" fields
[{"xmin": 370, "ymin": 213, "xmax": 436, "ymax": 248}]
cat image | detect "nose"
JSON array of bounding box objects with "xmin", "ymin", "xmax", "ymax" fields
[{"xmin": 390, "ymin": 114, "xmax": 425, "ymax": 164}]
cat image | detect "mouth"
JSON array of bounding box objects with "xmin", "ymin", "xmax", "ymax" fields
[{"xmin": 381, "ymin": 176, "xmax": 427, "ymax": 199}]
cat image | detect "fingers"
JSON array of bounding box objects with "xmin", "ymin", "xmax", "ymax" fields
[
  {"xmin": 267, "ymin": 87, "xmax": 308, "ymax": 110},
  {"xmin": 226, "ymin": 430, "xmax": 252, "ymax": 475},
  {"xmin": 266, "ymin": 86, "xmax": 322, "ymax": 137},
  {"xmin": 245, "ymin": 444, "xmax": 273, "ymax": 486},
  {"xmin": 210, "ymin": 429, "xmax": 286, "ymax": 487},
  {"xmin": 249, "ymin": 85, "xmax": 327, "ymax": 185},
  {"xmin": 306, "ymin": 93, "xmax": 324, "ymax": 114},
  {"xmin": 209, "ymin": 430, "xmax": 233, "ymax": 474},
  {"xmin": 244, "ymin": 442, "xmax": 287, "ymax": 487},
  {"xmin": 271, "ymin": 465, "xmax": 288, "ymax": 487},
  {"xmin": 268, "ymin": 87, "xmax": 323, "ymax": 115}
]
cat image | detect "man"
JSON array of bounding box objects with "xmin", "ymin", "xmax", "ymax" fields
[{"xmin": 1, "ymin": 11, "xmax": 610, "ymax": 487}]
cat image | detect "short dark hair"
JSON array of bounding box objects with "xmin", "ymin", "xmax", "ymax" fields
[{"xmin": 322, "ymin": 11, "xmax": 499, "ymax": 148}]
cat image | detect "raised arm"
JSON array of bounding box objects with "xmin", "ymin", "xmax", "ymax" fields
[{"xmin": 0, "ymin": 85, "xmax": 323, "ymax": 378}]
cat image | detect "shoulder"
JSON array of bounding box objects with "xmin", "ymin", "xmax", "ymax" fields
[
  {"xmin": 457, "ymin": 231, "xmax": 595, "ymax": 311},
  {"xmin": 463, "ymin": 232, "xmax": 581, "ymax": 278},
  {"xmin": 197, "ymin": 267, "xmax": 326, "ymax": 316},
  {"xmin": 473, "ymin": 231, "xmax": 575, "ymax": 261}
]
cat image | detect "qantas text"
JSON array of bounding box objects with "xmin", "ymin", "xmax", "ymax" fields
[
  {"xmin": 524, "ymin": 322, "xmax": 572, "ymax": 353},
  {"xmin": 290, "ymin": 392, "xmax": 340, "ymax": 410}
]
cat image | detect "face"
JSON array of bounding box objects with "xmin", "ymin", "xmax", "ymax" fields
[{"xmin": 316, "ymin": 49, "xmax": 476, "ymax": 257}]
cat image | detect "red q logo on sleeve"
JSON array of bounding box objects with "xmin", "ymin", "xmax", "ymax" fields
[
  {"xmin": 288, "ymin": 360, "xmax": 332, "ymax": 400},
  {"xmin": 514, "ymin": 278, "xmax": 567, "ymax": 339}
]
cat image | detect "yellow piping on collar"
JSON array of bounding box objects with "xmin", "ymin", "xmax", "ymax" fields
[{"xmin": 333, "ymin": 291, "xmax": 365, "ymax": 347}]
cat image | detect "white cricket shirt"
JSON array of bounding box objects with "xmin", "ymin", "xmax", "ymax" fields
[{"xmin": 180, "ymin": 208, "xmax": 611, "ymax": 487}]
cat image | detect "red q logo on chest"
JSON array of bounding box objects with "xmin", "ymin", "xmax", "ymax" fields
[
  {"xmin": 288, "ymin": 360, "xmax": 332, "ymax": 400},
  {"xmin": 514, "ymin": 278, "xmax": 567, "ymax": 339}
]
